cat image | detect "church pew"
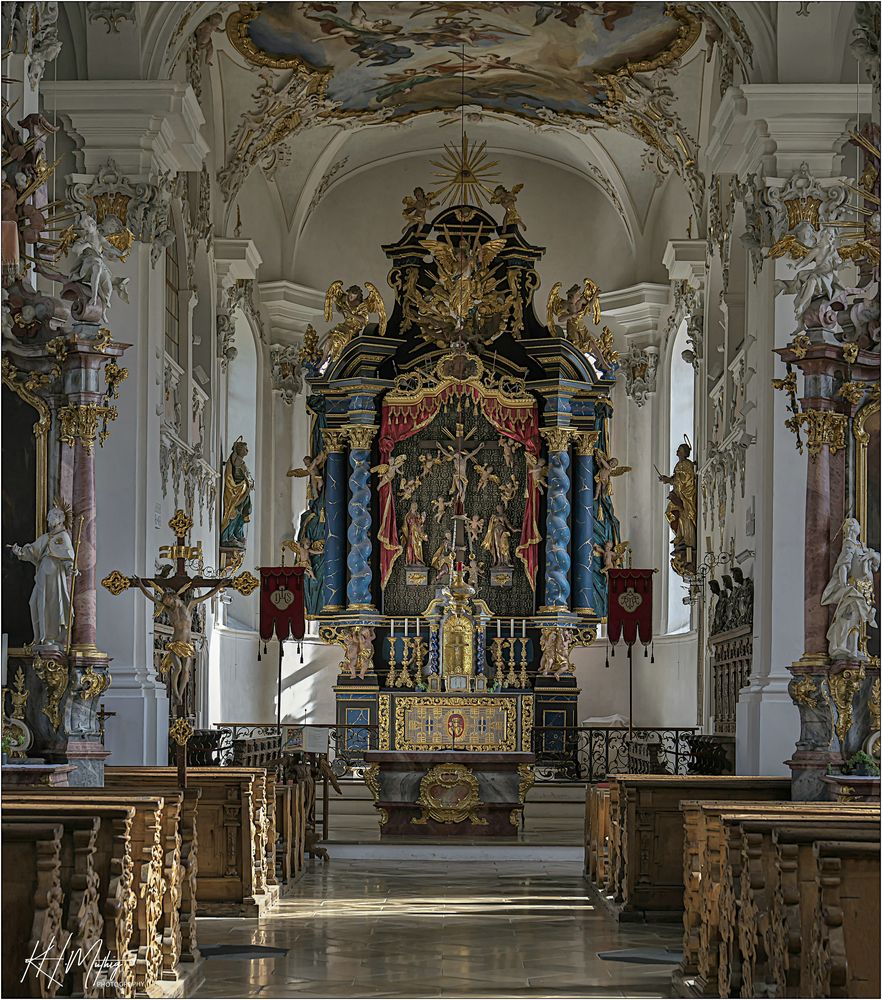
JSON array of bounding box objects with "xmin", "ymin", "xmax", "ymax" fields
[
  {"xmin": 102, "ymin": 775, "xmax": 202, "ymax": 965},
  {"xmin": 584, "ymin": 784, "xmax": 611, "ymax": 884},
  {"xmin": 673, "ymin": 800, "xmax": 879, "ymax": 999},
  {"xmin": 4, "ymin": 792, "xmax": 170, "ymax": 996},
  {"xmin": 105, "ymin": 766, "xmax": 276, "ymax": 916},
  {"xmin": 1, "ymin": 822, "xmax": 67, "ymax": 999},
  {"xmin": 585, "ymin": 775, "xmax": 792, "ymax": 919},
  {"xmin": 3, "ymin": 802, "xmax": 137, "ymax": 997},
  {"xmin": 5, "ymin": 814, "xmax": 103, "ymax": 997}
]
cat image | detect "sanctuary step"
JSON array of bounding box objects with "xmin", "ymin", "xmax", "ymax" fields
[{"xmin": 324, "ymin": 777, "xmax": 587, "ymax": 846}]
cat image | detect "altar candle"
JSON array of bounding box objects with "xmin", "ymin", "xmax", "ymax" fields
[
  {"xmin": 390, "ymin": 618, "xmax": 395, "ymax": 636},
  {"xmin": 522, "ymin": 620, "xmax": 526, "ymax": 638},
  {"xmin": 404, "ymin": 617, "xmax": 410, "ymax": 637},
  {"xmin": 496, "ymin": 619, "xmax": 501, "ymax": 638},
  {"xmin": 510, "ymin": 619, "xmax": 515, "ymax": 638}
]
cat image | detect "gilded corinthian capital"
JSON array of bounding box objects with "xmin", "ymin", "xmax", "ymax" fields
[
  {"xmin": 344, "ymin": 425, "xmax": 377, "ymax": 451},
  {"xmin": 540, "ymin": 427, "xmax": 576, "ymax": 453}
]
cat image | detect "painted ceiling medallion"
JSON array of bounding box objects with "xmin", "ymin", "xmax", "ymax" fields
[{"xmin": 226, "ymin": 2, "xmax": 700, "ymax": 123}]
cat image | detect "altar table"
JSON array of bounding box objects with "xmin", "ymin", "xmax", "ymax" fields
[{"xmin": 363, "ymin": 750, "xmax": 535, "ymax": 837}]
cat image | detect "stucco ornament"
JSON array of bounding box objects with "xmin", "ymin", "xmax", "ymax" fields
[
  {"xmin": 620, "ymin": 344, "xmax": 659, "ymax": 406},
  {"xmin": 68, "ymin": 214, "xmax": 130, "ymax": 322},
  {"xmin": 822, "ymin": 519, "xmax": 881, "ymax": 662}
]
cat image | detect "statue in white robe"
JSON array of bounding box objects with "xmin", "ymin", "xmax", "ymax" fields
[
  {"xmin": 10, "ymin": 507, "xmax": 75, "ymax": 648},
  {"xmin": 821, "ymin": 518, "xmax": 880, "ymax": 661}
]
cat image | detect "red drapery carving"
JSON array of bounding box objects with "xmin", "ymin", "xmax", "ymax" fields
[
  {"xmin": 259, "ymin": 567, "xmax": 305, "ymax": 641},
  {"xmin": 378, "ymin": 385, "xmax": 540, "ymax": 590},
  {"xmin": 607, "ymin": 568, "xmax": 654, "ymax": 648}
]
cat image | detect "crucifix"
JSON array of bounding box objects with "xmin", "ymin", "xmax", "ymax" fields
[{"xmin": 101, "ymin": 509, "xmax": 259, "ymax": 787}]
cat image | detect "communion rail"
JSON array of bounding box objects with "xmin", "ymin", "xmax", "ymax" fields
[
  {"xmin": 203, "ymin": 722, "xmax": 697, "ymax": 783},
  {"xmin": 531, "ymin": 726, "xmax": 697, "ymax": 782}
]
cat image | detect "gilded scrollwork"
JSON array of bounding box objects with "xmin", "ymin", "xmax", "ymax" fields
[
  {"xmin": 411, "ymin": 763, "xmax": 487, "ymax": 825},
  {"xmin": 785, "ymin": 410, "xmax": 848, "ymax": 458},
  {"xmin": 32, "ymin": 653, "xmax": 68, "ymax": 730},
  {"xmin": 828, "ymin": 666, "xmax": 865, "ymax": 748},
  {"xmin": 58, "ymin": 402, "xmax": 118, "ymax": 454}
]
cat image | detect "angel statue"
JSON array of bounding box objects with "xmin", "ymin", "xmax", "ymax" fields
[
  {"xmin": 774, "ymin": 227, "xmax": 846, "ymax": 333},
  {"xmin": 68, "ymin": 213, "xmax": 130, "ymax": 322},
  {"xmin": 420, "ymin": 236, "xmax": 507, "ymax": 336},
  {"xmin": 402, "ymin": 186, "xmax": 438, "ymax": 231},
  {"xmin": 593, "ymin": 450, "xmax": 631, "ymax": 501},
  {"xmin": 9, "ymin": 504, "xmax": 75, "ymax": 648},
  {"xmin": 490, "ymin": 182, "xmax": 525, "ymax": 229},
  {"xmin": 657, "ymin": 437, "xmax": 697, "ymax": 578},
  {"xmin": 821, "ymin": 518, "xmax": 880, "ymax": 661},
  {"xmin": 371, "ymin": 453, "xmax": 407, "ymax": 490},
  {"xmin": 288, "ymin": 451, "xmax": 327, "ymax": 502},
  {"xmin": 593, "ymin": 539, "xmax": 630, "ymax": 573},
  {"xmin": 547, "ymin": 279, "xmax": 601, "ymax": 348},
  {"xmin": 220, "ymin": 438, "xmax": 254, "ymax": 549},
  {"xmin": 322, "ymin": 280, "xmax": 387, "ymax": 364},
  {"xmin": 341, "ymin": 626, "xmax": 376, "ymax": 680},
  {"xmin": 539, "ymin": 627, "xmax": 574, "ymax": 678},
  {"xmin": 525, "ymin": 452, "xmax": 549, "ymax": 494}
]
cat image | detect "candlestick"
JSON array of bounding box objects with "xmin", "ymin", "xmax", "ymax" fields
[{"xmin": 404, "ymin": 617, "xmax": 410, "ymax": 637}]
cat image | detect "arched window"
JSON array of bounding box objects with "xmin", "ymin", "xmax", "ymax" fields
[
  {"xmin": 667, "ymin": 317, "xmax": 694, "ymax": 634},
  {"xmin": 164, "ymin": 240, "xmax": 181, "ymax": 364}
]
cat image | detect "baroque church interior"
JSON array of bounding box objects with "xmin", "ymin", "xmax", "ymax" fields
[{"xmin": 1, "ymin": 2, "xmax": 880, "ymax": 999}]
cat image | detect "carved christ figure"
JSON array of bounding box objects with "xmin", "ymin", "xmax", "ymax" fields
[
  {"xmin": 439, "ymin": 441, "xmax": 482, "ymax": 506},
  {"xmin": 482, "ymin": 504, "xmax": 515, "ymax": 568},
  {"xmin": 402, "ymin": 502, "xmax": 428, "ymax": 566},
  {"xmin": 132, "ymin": 579, "xmax": 225, "ymax": 709}
]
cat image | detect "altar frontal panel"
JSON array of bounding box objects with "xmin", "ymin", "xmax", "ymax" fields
[{"xmin": 395, "ymin": 695, "xmax": 519, "ymax": 751}]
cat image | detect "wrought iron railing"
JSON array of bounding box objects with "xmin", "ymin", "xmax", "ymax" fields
[
  {"xmin": 208, "ymin": 722, "xmax": 696, "ymax": 783},
  {"xmin": 531, "ymin": 726, "xmax": 697, "ymax": 782},
  {"xmin": 212, "ymin": 722, "xmax": 380, "ymax": 777}
]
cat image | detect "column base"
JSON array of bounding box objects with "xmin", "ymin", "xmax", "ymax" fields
[{"xmin": 735, "ymin": 672, "xmax": 800, "ymax": 776}]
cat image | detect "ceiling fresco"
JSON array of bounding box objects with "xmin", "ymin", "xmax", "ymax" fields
[{"xmin": 226, "ymin": 2, "xmax": 700, "ymax": 122}]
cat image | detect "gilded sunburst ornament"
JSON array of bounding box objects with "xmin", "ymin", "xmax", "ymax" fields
[{"xmin": 432, "ymin": 134, "xmax": 500, "ymax": 209}]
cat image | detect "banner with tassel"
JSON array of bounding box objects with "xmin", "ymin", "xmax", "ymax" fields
[
  {"xmin": 604, "ymin": 569, "xmax": 655, "ymax": 731},
  {"xmin": 259, "ymin": 567, "xmax": 306, "ymax": 644}
]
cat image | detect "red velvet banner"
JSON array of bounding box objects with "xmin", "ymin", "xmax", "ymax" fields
[
  {"xmin": 377, "ymin": 386, "xmax": 540, "ymax": 590},
  {"xmin": 259, "ymin": 567, "xmax": 305, "ymax": 641},
  {"xmin": 606, "ymin": 568, "xmax": 654, "ymax": 648}
]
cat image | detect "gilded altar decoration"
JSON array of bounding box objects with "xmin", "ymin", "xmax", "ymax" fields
[
  {"xmin": 9, "ymin": 667, "xmax": 30, "ymax": 721},
  {"xmin": 220, "ymin": 438, "xmax": 254, "ymax": 550},
  {"xmin": 395, "ymin": 696, "xmax": 517, "ymax": 752},
  {"xmin": 829, "ymin": 666, "xmax": 866, "ymax": 748},
  {"xmin": 287, "ymin": 451, "xmax": 327, "ymax": 502},
  {"xmin": 58, "ymin": 402, "xmax": 118, "ymax": 454},
  {"xmin": 323, "ymin": 280, "xmax": 387, "ymax": 363},
  {"xmin": 402, "ymin": 187, "xmax": 438, "ymax": 230},
  {"xmin": 490, "ymin": 183, "xmax": 525, "ymax": 229},
  {"xmin": 658, "ymin": 436, "xmax": 697, "ymax": 577},
  {"xmin": 32, "ymin": 652, "xmax": 68, "ymax": 730},
  {"xmin": 594, "ymin": 450, "xmax": 631, "ymax": 500},
  {"xmin": 411, "ymin": 763, "xmax": 486, "ymax": 825},
  {"xmin": 401, "ymin": 502, "xmax": 428, "ymax": 567},
  {"xmin": 786, "ymin": 410, "xmax": 848, "ymax": 458},
  {"xmin": 546, "ymin": 280, "xmax": 618, "ymax": 373},
  {"xmin": 517, "ymin": 763, "xmax": 535, "ymax": 803},
  {"xmin": 76, "ymin": 665, "xmax": 111, "ymax": 701},
  {"xmin": 101, "ymin": 569, "xmax": 131, "ymax": 596},
  {"xmin": 363, "ymin": 763, "xmax": 380, "ymax": 802},
  {"xmin": 169, "ymin": 718, "xmax": 194, "ymax": 746}
]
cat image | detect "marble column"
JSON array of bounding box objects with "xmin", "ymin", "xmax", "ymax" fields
[
  {"xmin": 322, "ymin": 430, "xmax": 347, "ymax": 612},
  {"xmin": 345, "ymin": 425, "xmax": 377, "ymax": 610},
  {"xmin": 572, "ymin": 431, "xmax": 599, "ymax": 615},
  {"xmin": 541, "ymin": 428, "xmax": 575, "ymax": 612}
]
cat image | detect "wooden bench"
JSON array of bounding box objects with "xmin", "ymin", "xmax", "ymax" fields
[
  {"xmin": 673, "ymin": 800, "xmax": 880, "ymax": 999},
  {"xmin": 105, "ymin": 766, "xmax": 277, "ymax": 917},
  {"xmin": 2, "ymin": 822, "xmax": 66, "ymax": 999},
  {"xmin": 2, "ymin": 793, "xmax": 167, "ymax": 996},
  {"xmin": 585, "ymin": 775, "xmax": 793, "ymax": 920}
]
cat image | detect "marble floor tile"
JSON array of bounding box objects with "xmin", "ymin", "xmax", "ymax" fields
[{"xmin": 194, "ymin": 859, "xmax": 679, "ymax": 998}]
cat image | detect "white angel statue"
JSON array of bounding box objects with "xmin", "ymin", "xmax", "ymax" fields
[{"xmin": 69, "ymin": 214, "xmax": 129, "ymax": 321}]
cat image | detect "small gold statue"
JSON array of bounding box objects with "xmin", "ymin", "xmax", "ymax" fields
[
  {"xmin": 322, "ymin": 281, "xmax": 387, "ymax": 364},
  {"xmin": 402, "ymin": 187, "xmax": 439, "ymax": 231},
  {"xmin": 490, "ymin": 182, "xmax": 525, "ymax": 229}
]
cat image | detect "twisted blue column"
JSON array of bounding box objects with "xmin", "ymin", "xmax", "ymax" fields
[
  {"xmin": 346, "ymin": 427, "xmax": 375, "ymax": 608},
  {"xmin": 573, "ymin": 434, "xmax": 597, "ymax": 614},
  {"xmin": 543, "ymin": 429, "xmax": 573, "ymax": 610},
  {"xmin": 323, "ymin": 445, "xmax": 346, "ymax": 610}
]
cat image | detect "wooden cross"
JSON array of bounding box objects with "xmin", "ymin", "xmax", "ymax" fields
[
  {"xmin": 101, "ymin": 509, "xmax": 258, "ymax": 787},
  {"xmin": 96, "ymin": 703, "xmax": 116, "ymax": 745}
]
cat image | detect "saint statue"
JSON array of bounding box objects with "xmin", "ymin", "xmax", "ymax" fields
[
  {"xmin": 220, "ymin": 438, "xmax": 254, "ymax": 549},
  {"xmin": 431, "ymin": 530, "xmax": 454, "ymax": 581},
  {"xmin": 481, "ymin": 504, "xmax": 515, "ymax": 568},
  {"xmin": 658, "ymin": 437, "xmax": 697, "ymax": 577},
  {"xmin": 821, "ymin": 518, "xmax": 881, "ymax": 661},
  {"xmin": 10, "ymin": 505, "xmax": 75, "ymax": 647},
  {"xmin": 402, "ymin": 501, "xmax": 428, "ymax": 566}
]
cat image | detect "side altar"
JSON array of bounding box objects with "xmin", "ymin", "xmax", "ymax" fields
[{"xmin": 289, "ymin": 142, "xmax": 626, "ymax": 835}]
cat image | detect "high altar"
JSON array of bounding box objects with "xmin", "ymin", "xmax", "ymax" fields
[{"xmin": 294, "ymin": 145, "xmax": 624, "ymax": 835}]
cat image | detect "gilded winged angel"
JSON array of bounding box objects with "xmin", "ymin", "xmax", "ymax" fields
[
  {"xmin": 371, "ymin": 453, "xmax": 407, "ymax": 490},
  {"xmin": 420, "ymin": 236, "xmax": 507, "ymax": 330},
  {"xmin": 594, "ymin": 449, "xmax": 631, "ymax": 500},
  {"xmin": 322, "ymin": 281, "xmax": 387, "ymax": 364}
]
